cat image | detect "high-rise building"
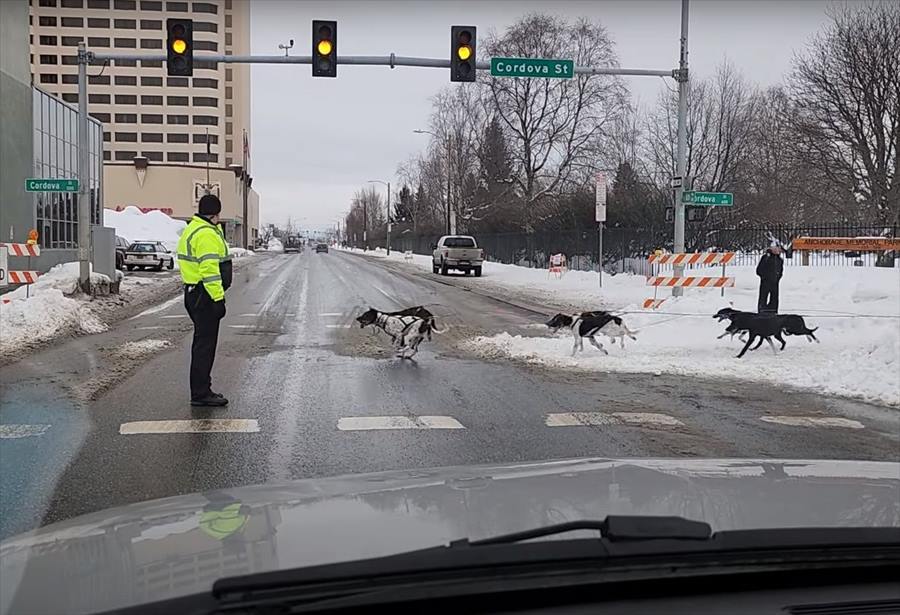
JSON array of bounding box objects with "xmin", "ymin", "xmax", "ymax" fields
[{"xmin": 28, "ymin": 0, "xmax": 258, "ymax": 244}]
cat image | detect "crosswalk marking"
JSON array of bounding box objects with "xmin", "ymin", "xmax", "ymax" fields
[
  {"xmin": 326, "ymin": 324, "xmax": 352, "ymax": 329},
  {"xmin": 119, "ymin": 419, "xmax": 260, "ymax": 434},
  {"xmin": 760, "ymin": 416, "xmax": 865, "ymax": 429},
  {"xmin": 0, "ymin": 424, "xmax": 51, "ymax": 439},
  {"xmin": 337, "ymin": 416, "xmax": 466, "ymax": 431},
  {"xmin": 546, "ymin": 412, "xmax": 684, "ymax": 427},
  {"xmin": 320, "ymin": 312, "xmax": 343, "ymax": 317}
]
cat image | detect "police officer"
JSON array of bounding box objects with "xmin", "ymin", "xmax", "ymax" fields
[{"xmin": 177, "ymin": 194, "xmax": 232, "ymax": 406}]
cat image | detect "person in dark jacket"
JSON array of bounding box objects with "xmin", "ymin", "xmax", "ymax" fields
[{"xmin": 756, "ymin": 242, "xmax": 783, "ymax": 313}]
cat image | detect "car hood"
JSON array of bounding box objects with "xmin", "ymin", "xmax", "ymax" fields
[{"xmin": 2, "ymin": 457, "xmax": 899, "ymax": 614}]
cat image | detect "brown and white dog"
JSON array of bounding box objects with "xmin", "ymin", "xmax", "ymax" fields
[{"xmin": 546, "ymin": 311, "xmax": 637, "ymax": 356}]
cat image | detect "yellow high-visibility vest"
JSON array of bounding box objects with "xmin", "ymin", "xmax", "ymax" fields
[{"xmin": 177, "ymin": 215, "xmax": 230, "ymax": 301}]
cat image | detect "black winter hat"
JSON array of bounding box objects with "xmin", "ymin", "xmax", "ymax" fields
[{"xmin": 198, "ymin": 194, "xmax": 222, "ymax": 216}]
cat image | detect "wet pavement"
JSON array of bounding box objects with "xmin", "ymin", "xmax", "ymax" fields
[{"xmin": 1, "ymin": 249, "xmax": 897, "ymax": 538}]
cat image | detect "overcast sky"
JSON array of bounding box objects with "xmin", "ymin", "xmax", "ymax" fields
[{"xmin": 249, "ymin": 0, "xmax": 849, "ymax": 231}]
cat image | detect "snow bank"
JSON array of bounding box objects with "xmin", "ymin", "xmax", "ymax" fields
[
  {"xmin": 0, "ymin": 263, "xmax": 120, "ymax": 355},
  {"xmin": 103, "ymin": 206, "xmax": 186, "ymax": 252},
  {"xmin": 229, "ymin": 247, "xmax": 255, "ymax": 259},
  {"xmin": 265, "ymin": 238, "xmax": 284, "ymax": 252}
]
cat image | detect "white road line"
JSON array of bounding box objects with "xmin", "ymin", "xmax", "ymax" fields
[
  {"xmin": 160, "ymin": 314, "xmax": 188, "ymax": 319},
  {"xmin": 119, "ymin": 419, "xmax": 260, "ymax": 434},
  {"xmin": 228, "ymin": 324, "xmax": 254, "ymax": 329},
  {"xmin": 337, "ymin": 416, "xmax": 466, "ymax": 431},
  {"xmin": 136, "ymin": 326, "xmax": 164, "ymax": 330},
  {"xmin": 372, "ymin": 285, "xmax": 394, "ymax": 300},
  {"xmin": 326, "ymin": 324, "xmax": 352, "ymax": 329},
  {"xmin": 760, "ymin": 416, "xmax": 865, "ymax": 429},
  {"xmin": 545, "ymin": 412, "xmax": 684, "ymax": 427},
  {"xmin": 0, "ymin": 424, "xmax": 51, "ymax": 439},
  {"xmin": 238, "ymin": 313, "xmax": 258, "ymax": 317},
  {"xmin": 129, "ymin": 295, "xmax": 183, "ymax": 320},
  {"xmin": 320, "ymin": 312, "xmax": 343, "ymax": 317}
]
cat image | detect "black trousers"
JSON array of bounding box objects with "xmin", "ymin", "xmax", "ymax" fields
[
  {"xmin": 758, "ymin": 279, "xmax": 780, "ymax": 313},
  {"xmin": 184, "ymin": 285, "xmax": 224, "ymax": 399}
]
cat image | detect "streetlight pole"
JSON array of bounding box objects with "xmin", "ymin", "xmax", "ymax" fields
[
  {"xmin": 672, "ymin": 0, "xmax": 690, "ymax": 297},
  {"xmin": 367, "ymin": 179, "xmax": 391, "ymax": 255},
  {"xmin": 413, "ymin": 129, "xmax": 452, "ymax": 235}
]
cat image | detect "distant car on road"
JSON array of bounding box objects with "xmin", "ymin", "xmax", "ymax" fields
[
  {"xmin": 124, "ymin": 241, "xmax": 175, "ymax": 271},
  {"xmin": 315, "ymin": 243, "xmax": 329, "ymax": 253},
  {"xmin": 432, "ymin": 235, "xmax": 484, "ymax": 276},
  {"xmin": 284, "ymin": 236, "xmax": 303, "ymax": 253},
  {"xmin": 115, "ymin": 235, "xmax": 129, "ymax": 270}
]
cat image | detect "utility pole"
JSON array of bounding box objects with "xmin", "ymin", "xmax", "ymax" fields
[
  {"xmin": 446, "ymin": 135, "xmax": 452, "ymax": 235},
  {"xmin": 672, "ymin": 0, "xmax": 690, "ymax": 296},
  {"xmin": 76, "ymin": 42, "xmax": 91, "ymax": 291},
  {"xmin": 241, "ymin": 129, "xmax": 250, "ymax": 248},
  {"xmin": 386, "ymin": 181, "xmax": 391, "ymax": 255}
]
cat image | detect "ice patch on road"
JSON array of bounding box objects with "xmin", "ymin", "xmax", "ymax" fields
[{"xmin": 115, "ymin": 339, "xmax": 172, "ymax": 359}]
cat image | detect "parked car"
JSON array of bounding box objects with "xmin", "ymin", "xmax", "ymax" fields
[
  {"xmin": 114, "ymin": 235, "xmax": 130, "ymax": 270},
  {"xmin": 432, "ymin": 235, "xmax": 484, "ymax": 276},
  {"xmin": 315, "ymin": 243, "xmax": 329, "ymax": 253},
  {"xmin": 124, "ymin": 241, "xmax": 175, "ymax": 271}
]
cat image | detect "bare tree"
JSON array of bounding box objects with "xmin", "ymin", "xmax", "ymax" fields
[{"xmin": 790, "ymin": 2, "xmax": 899, "ymax": 225}]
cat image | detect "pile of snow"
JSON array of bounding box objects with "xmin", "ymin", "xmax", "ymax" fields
[
  {"xmin": 265, "ymin": 237, "xmax": 284, "ymax": 252},
  {"xmin": 229, "ymin": 247, "xmax": 255, "ymax": 259},
  {"xmin": 0, "ymin": 263, "xmax": 120, "ymax": 355},
  {"xmin": 103, "ymin": 206, "xmax": 186, "ymax": 252}
]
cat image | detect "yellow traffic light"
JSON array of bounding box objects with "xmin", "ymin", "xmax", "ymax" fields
[
  {"xmin": 457, "ymin": 45, "xmax": 472, "ymax": 61},
  {"xmin": 172, "ymin": 39, "xmax": 187, "ymax": 54},
  {"xmin": 317, "ymin": 39, "xmax": 333, "ymax": 56}
]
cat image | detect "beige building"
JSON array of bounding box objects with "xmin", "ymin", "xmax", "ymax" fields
[{"xmin": 28, "ymin": 0, "xmax": 258, "ymax": 243}]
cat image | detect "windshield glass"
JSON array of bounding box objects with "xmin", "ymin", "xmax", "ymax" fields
[{"xmin": 1, "ymin": 1, "xmax": 898, "ymax": 614}]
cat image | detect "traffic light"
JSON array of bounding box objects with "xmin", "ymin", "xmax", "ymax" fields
[
  {"xmin": 312, "ymin": 20, "xmax": 337, "ymax": 77},
  {"xmin": 166, "ymin": 18, "xmax": 193, "ymax": 76},
  {"xmin": 450, "ymin": 26, "xmax": 476, "ymax": 82}
]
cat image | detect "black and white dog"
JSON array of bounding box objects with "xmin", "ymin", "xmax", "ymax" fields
[
  {"xmin": 355, "ymin": 307, "xmax": 442, "ymax": 358},
  {"xmin": 385, "ymin": 306, "xmax": 442, "ymax": 341},
  {"xmin": 546, "ymin": 311, "xmax": 637, "ymax": 356}
]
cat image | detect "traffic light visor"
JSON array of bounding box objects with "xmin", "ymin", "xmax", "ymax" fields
[
  {"xmin": 457, "ymin": 45, "xmax": 472, "ymax": 60},
  {"xmin": 317, "ymin": 39, "xmax": 332, "ymax": 56},
  {"xmin": 172, "ymin": 39, "xmax": 187, "ymax": 54}
]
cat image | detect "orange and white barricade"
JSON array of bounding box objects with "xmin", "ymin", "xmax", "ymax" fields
[
  {"xmin": 548, "ymin": 253, "xmax": 568, "ymax": 278},
  {"xmin": 0, "ymin": 243, "xmax": 42, "ymax": 298},
  {"xmin": 643, "ymin": 251, "xmax": 734, "ymax": 309}
]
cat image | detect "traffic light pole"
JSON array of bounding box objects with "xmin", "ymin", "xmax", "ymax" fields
[
  {"xmin": 77, "ymin": 42, "xmax": 91, "ymax": 292},
  {"xmin": 672, "ymin": 0, "xmax": 690, "ymax": 297}
]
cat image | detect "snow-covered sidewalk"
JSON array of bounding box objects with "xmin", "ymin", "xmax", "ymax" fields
[{"xmin": 342, "ymin": 246, "xmax": 900, "ymax": 407}]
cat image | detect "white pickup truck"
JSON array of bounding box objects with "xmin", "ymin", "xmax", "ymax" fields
[{"xmin": 432, "ymin": 235, "xmax": 484, "ymax": 276}]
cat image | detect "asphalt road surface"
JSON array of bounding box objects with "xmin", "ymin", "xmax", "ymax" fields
[{"xmin": 1, "ymin": 248, "xmax": 897, "ymax": 538}]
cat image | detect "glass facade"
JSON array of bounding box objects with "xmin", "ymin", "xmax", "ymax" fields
[{"xmin": 32, "ymin": 87, "xmax": 103, "ymax": 249}]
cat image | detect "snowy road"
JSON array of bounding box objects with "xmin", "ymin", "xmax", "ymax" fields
[{"xmin": 1, "ymin": 249, "xmax": 897, "ymax": 538}]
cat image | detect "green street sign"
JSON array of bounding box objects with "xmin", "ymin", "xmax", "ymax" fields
[
  {"xmin": 25, "ymin": 178, "xmax": 79, "ymax": 192},
  {"xmin": 490, "ymin": 57, "xmax": 574, "ymax": 79},
  {"xmin": 682, "ymin": 191, "xmax": 734, "ymax": 206}
]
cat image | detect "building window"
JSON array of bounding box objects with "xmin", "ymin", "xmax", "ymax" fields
[
  {"xmin": 39, "ymin": 74, "xmax": 58, "ymax": 84},
  {"xmin": 225, "ymin": 14, "xmax": 232, "ymax": 28},
  {"xmin": 142, "ymin": 60, "xmax": 163, "ymax": 68},
  {"xmin": 140, "ymin": 95, "xmax": 163, "ymax": 105},
  {"xmin": 167, "ymin": 152, "xmax": 189, "ymax": 162},
  {"xmin": 116, "ymin": 59, "xmax": 137, "ymax": 67},
  {"xmin": 89, "ymin": 93, "xmax": 111, "ymax": 104},
  {"xmin": 61, "ymin": 17, "xmax": 84, "ymax": 27},
  {"xmin": 141, "ymin": 114, "xmax": 163, "ymax": 124},
  {"xmin": 114, "ymin": 113, "xmax": 138, "ymax": 123},
  {"xmin": 87, "ymin": 0, "xmax": 110, "ymax": 7},
  {"xmin": 167, "ymin": 96, "xmax": 189, "ymax": 106},
  {"xmin": 60, "ymin": 36, "xmax": 84, "ymax": 46},
  {"xmin": 103, "ymin": 151, "xmax": 111, "ymax": 161},
  {"xmin": 62, "ymin": 93, "xmax": 79, "ymax": 103},
  {"xmin": 140, "ymin": 76, "xmax": 163, "ymax": 86},
  {"xmin": 114, "ymin": 19, "xmax": 136, "ymax": 29},
  {"xmin": 39, "ymin": 0, "xmax": 57, "ymax": 6},
  {"xmin": 225, "ymin": 103, "xmax": 232, "ymax": 117},
  {"xmin": 87, "ymin": 17, "xmax": 110, "ymax": 27},
  {"xmin": 167, "ymin": 0, "xmax": 187, "ymax": 10},
  {"xmin": 103, "ymin": 132, "xmax": 111, "ymax": 142},
  {"xmin": 167, "ymin": 77, "xmax": 188, "ymax": 87},
  {"xmin": 61, "ymin": 75, "xmax": 77, "ymax": 84},
  {"xmin": 167, "ymin": 114, "xmax": 189, "ymax": 125},
  {"xmin": 60, "ymin": 0, "xmax": 83, "ymax": 7},
  {"xmin": 193, "ymin": 133, "xmax": 218, "ymax": 144},
  {"xmin": 88, "ymin": 74, "xmax": 110, "ymax": 85},
  {"xmin": 91, "ymin": 112, "xmax": 111, "ymax": 122},
  {"xmin": 88, "ymin": 37, "xmax": 110, "ymax": 47},
  {"xmin": 167, "ymin": 133, "xmax": 189, "ymax": 143},
  {"xmin": 39, "ymin": 55, "xmax": 58, "ymax": 65},
  {"xmin": 194, "ymin": 40, "xmax": 218, "ymax": 52},
  {"xmin": 193, "ymin": 115, "xmax": 218, "ymax": 126},
  {"xmin": 140, "ymin": 19, "xmax": 162, "ymax": 29},
  {"xmin": 140, "ymin": 39, "xmax": 163, "ymax": 49},
  {"xmin": 141, "ymin": 133, "xmax": 163, "ymax": 142},
  {"xmin": 225, "ymin": 0, "xmax": 232, "ymax": 8},
  {"xmin": 115, "ymin": 132, "xmax": 138, "ymax": 142},
  {"xmin": 225, "ymin": 121, "xmax": 232, "ymax": 135},
  {"xmin": 113, "ymin": 0, "xmax": 136, "ymax": 9},
  {"xmin": 140, "ymin": 0, "xmax": 162, "ymax": 10},
  {"xmin": 39, "ymin": 16, "xmax": 57, "ymax": 26},
  {"xmin": 194, "ymin": 60, "xmax": 216, "ymax": 70},
  {"xmin": 194, "ymin": 152, "xmax": 218, "ymax": 163},
  {"xmin": 225, "ymin": 86, "xmax": 233, "ymax": 99},
  {"xmin": 192, "ymin": 78, "xmax": 218, "ymax": 88},
  {"xmin": 61, "ymin": 56, "xmax": 79, "ymax": 65},
  {"xmin": 39, "ymin": 35, "xmax": 58, "ymax": 46},
  {"xmin": 115, "ymin": 94, "xmax": 138, "ymax": 105},
  {"xmin": 225, "ymin": 33, "xmax": 232, "ymax": 46},
  {"xmin": 115, "ymin": 151, "xmax": 138, "ymax": 161},
  {"xmin": 192, "ymin": 2, "xmax": 217, "ymax": 14},
  {"xmin": 193, "ymin": 21, "xmax": 218, "ymax": 33},
  {"xmin": 114, "ymin": 38, "xmax": 137, "ymax": 49},
  {"xmin": 225, "ymin": 68, "xmax": 233, "ymax": 81},
  {"xmin": 192, "ymin": 97, "xmax": 218, "ymax": 107},
  {"xmin": 225, "ymin": 139, "xmax": 233, "ymax": 153},
  {"xmin": 114, "ymin": 75, "xmax": 137, "ymax": 86},
  {"xmin": 142, "ymin": 151, "xmax": 164, "ymax": 161}
]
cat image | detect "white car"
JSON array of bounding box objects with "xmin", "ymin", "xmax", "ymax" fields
[{"xmin": 124, "ymin": 241, "xmax": 175, "ymax": 271}]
